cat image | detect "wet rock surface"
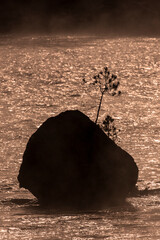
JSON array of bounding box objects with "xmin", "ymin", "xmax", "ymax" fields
[{"xmin": 18, "ymin": 110, "xmax": 138, "ymax": 209}]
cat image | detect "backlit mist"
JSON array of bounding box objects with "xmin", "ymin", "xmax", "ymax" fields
[{"xmin": 0, "ymin": 0, "xmax": 160, "ymax": 35}]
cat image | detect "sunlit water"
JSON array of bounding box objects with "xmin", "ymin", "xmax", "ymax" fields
[{"xmin": 0, "ymin": 35, "xmax": 160, "ymax": 239}]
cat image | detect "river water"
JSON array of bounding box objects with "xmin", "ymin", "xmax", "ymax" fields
[{"xmin": 0, "ymin": 35, "xmax": 160, "ymax": 239}]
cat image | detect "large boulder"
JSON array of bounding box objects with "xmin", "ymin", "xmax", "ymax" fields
[{"xmin": 18, "ymin": 110, "xmax": 138, "ymax": 209}]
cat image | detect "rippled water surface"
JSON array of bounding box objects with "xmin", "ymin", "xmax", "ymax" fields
[{"xmin": 0, "ymin": 35, "xmax": 160, "ymax": 239}]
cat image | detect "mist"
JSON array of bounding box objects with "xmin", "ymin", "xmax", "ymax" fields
[{"xmin": 0, "ymin": 0, "xmax": 160, "ymax": 35}]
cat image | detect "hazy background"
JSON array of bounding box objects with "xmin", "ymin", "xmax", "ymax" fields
[{"xmin": 0, "ymin": 0, "xmax": 160, "ymax": 35}]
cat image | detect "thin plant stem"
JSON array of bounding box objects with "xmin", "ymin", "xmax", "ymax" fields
[{"xmin": 95, "ymin": 91, "xmax": 104, "ymax": 124}]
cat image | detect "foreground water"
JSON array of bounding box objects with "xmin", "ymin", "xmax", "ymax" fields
[{"xmin": 0, "ymin": 35, "xmax": 160, "ymax": 239}]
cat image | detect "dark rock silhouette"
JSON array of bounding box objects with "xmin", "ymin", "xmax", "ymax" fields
[{"xmin": 18, "ymin": 110, "xmax": 138, "ymax": 209}]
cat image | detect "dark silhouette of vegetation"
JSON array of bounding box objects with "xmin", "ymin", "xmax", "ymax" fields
[
  {"xmin": 92, "ymin": 67, "xmax": 121, "ymax": 124},
  {"xmin": 83, "ymin": 66, "xmax": 121, "ymax": 142},
  {"xmin": 101, "ymin": 115, "xmax": 120, "ymax": 142}
]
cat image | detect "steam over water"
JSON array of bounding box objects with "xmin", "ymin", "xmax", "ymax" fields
[{"xmin": 0, "ymin": 35, "xmax": 160, "ymax": 239}]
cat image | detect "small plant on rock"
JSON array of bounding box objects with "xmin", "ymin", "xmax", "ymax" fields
[
  {"xmin": 83, "ymin": 66, "xmax": 121, "ymax": 142},
  {"xmin": 93, "ymin": 67, "xmax": 121, "ymax": 124},
  {"xmin": 101, "ymin": 115, "xmax": 120, "ymax": 142}
]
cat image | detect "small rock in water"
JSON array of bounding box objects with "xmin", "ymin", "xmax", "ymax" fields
[{"xmin": 18, "ymin": 110, "xmax": 138, "ymax": 209}]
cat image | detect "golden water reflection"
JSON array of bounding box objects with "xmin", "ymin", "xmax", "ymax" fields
[{"xmin": 0, "ymin": 35, "xmax": 159, "ymax": 239}]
